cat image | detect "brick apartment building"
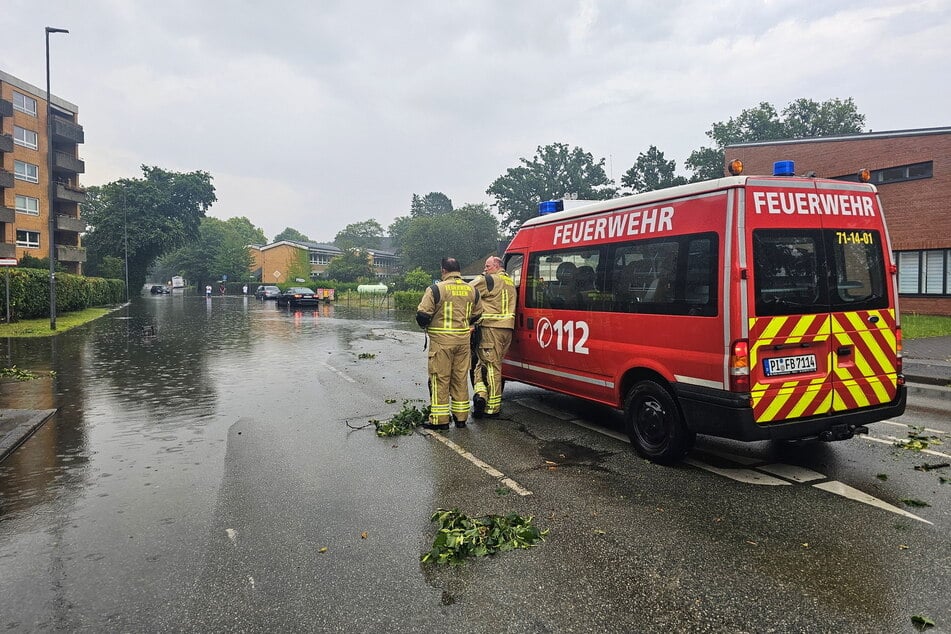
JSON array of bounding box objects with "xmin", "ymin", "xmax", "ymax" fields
[
  {"xmin": 249, "ymin": 240, "xmax": 398, "ymax": 285},
  {"xmin": 727, "ymin": 127, "xmax": 951, "ymax": 316},
  {"xmin": 0, "ymin": 69, "xmax": 86, "ymax": 274}
]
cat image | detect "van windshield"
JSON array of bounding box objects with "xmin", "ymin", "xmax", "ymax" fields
[{"xmin": 753, "ymin": 229, "xmax": 888, "ymax": 316}]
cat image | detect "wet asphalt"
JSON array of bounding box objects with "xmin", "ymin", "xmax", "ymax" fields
[{"xmin": 0, "ymin": 293, "xmax": 949, "ymax": 632}]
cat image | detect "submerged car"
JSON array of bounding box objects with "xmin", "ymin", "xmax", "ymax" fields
[
  {"xmin": 276, "ymin": 287, "xmax": 319, "ymax": 307},
  {"xmin": 255, "ymin": 285, "xmax": 281, "ymax": 300},
  {"xmin": 149, "ymin": 285, "xmax": 170, "ymax": 295}
]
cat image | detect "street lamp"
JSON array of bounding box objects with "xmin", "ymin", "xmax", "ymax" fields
[{"xmin": 46, "ymin": 26, "xmax": 68, "ymax": 330}]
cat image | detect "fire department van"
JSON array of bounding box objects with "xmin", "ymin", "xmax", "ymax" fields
[{"xmin": 501, "ymin": 160, "xmax": 906, "ymax": 463}]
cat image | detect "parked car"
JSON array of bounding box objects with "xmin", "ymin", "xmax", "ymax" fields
[
  {"xmin": 276, "ymin": 287, "xmax": 319, "ymax": 307},
  {"xmin": 255, "ymin": 285, "xmax": 281, "ymax": 300},
  {"xmin": 149, "ymin": 285, "xmax": 170, "ymax": 295}
]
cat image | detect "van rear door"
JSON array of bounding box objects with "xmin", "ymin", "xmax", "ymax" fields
[{"xmin": 745, "ymin": 180, "xmax": 896, "ymax": 425}]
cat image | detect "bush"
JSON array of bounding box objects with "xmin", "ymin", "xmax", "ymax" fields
[
  {"xmin": 393, "ymin": 290, "xmax": 424, "ymax": 311},
  {"xmin": 0, "ymin": 267, "xmax": 125, "ymax": 322}
]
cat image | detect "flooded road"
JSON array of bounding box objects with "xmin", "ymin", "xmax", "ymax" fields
[{"xmin": 1, "ymin": 294, "xmax": 949, "ymax": 632}]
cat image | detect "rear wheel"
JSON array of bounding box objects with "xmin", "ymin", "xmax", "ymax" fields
[{"xmin": 623, "ymin": 380, "xmax": 694, "ymax": 464}]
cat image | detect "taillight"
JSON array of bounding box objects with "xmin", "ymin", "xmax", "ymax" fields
[
  {"xmin": 895, "ymin": 326, "xmax": 904, "ymax": 385},
  {"xmin": 729, "ymin": 339, "xmax": 750, "ymax": 393}
]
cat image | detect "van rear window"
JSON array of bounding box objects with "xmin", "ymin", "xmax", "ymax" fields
[{"xmin": 753, "ymin": 229, "xmax": 888, "ymax": 316}]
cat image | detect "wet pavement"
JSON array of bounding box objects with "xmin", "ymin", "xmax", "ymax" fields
[{"xmin": 0, "ymin": 294, "xmax": 949, "ymax": 632}]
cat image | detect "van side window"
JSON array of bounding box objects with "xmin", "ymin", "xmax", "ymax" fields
[
  {"xmin": 527, "ymin": 250, "xmax": 602, "ymax": 310},
  {"xmin": 610, "ymin": 234, "xmax": 718, "ymax": 316},
  {"xmin": 826, "ymin": 230, "xmax": 887, "ymax": 310}
]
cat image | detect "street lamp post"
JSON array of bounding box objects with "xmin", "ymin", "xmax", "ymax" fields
[{"xmin": 46, "ymin": 26, "xmax": 68, "ymax": 330}]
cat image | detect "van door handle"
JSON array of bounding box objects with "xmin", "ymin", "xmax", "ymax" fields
[
  {"xmin": 527, "ymin": 317, "xmax": 534, "ymax": 330},
  {"xmin": 836, "ymin": 346, "xmax": 852, "ymax": 356}
]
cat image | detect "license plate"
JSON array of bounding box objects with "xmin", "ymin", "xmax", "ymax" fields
[{"xmin": 763, "ymin": 354, "xmax": 817, "ymax": 377}]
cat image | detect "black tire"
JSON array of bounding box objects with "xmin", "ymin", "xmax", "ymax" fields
[{"xmin": 623, "ymin": 380, "xmax": 695, "ymax": 464}]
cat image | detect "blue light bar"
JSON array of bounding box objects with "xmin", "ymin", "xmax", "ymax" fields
[
  {"xmin": 538, "ymin": 200, "xmax": 564, "ymax": 215},
  {"xmin": 773, "ymin": 160, "xmax": 795, "ymax": 176}
]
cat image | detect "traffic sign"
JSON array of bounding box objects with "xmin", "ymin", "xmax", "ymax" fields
[{"xmin": 0, "ymin": 258, "xmax": 18, "ymax": 267}]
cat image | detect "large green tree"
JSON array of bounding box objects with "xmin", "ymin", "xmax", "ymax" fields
[
  {"xmin": 83, "ymin": 165, "xmax": 216, "ymax": 290},
  {"xmin": 273, "ymin": 227, "xmax": 310, "ymax": 243},
  {"xmin": 410, "ymin": 192, "xmax": 453, "ymax": 217},
  {"xmin": 154, "ymin": 216, "xmax": 265, "ymax": 287},
  {"xmin": 399, "ymin": 203, "xmax": 499, "ymax": 276},
  {"xmin": 686, "ymin": 98, "xmax": 867, "ymax": 181},
  {"xmin": 334, "ymin": 219, "xmax": 383, "ymax": 250},
  {"xmin": 325, "ymin": 248, "xmax": 375, "ymax": 282},
  {"xmin": 486, "ymin": 143, "xmax": 617, "ymax": 235},
  {"xmin": 620, "ymin": 145, "xmax": 688, "ymax": 194}
]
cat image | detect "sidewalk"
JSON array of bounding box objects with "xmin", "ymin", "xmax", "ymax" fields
[{"xmin": 1, "ymin": 338, "xmax": 949, "ymax": 463}]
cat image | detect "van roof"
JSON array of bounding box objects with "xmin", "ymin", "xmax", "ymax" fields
[{"xmin": 520, "ymin": 175, "xmax": 877, "ymax": 228}]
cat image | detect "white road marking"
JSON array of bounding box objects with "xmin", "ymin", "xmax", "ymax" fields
[
  {"xmin": 758, "ymin": 463, "xmax": 827, "ymax": 483},
  {"xmin": 226, "ymin": 528, "xmax": 237, "ymax": 544},
  {"xmin": 322, "ymin": 361, "xmax": 356, "ymax": 383},
  {"xmin": 862, "ymin": 434, "xmax": 951, "ymax": 459},
  {"xmin": 422, "ymin": 430, "xmax": 533, "ymax": 496},
  {"xmin": 813, "ymin": 481, "xmax": 932, "ymax": 525},
  {"xmin": 696, "ymin": 448, "xmax": 762, "ymax": 466},
  {"xmin": 879, "ymin": 420, "xmax": 947, "ymax": 435},
  {"xmin": 684, "ymin": 458, "xmax": 791, "ymax": 486}
]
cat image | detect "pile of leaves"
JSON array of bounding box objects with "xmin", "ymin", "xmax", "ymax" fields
[
  {"xmin": 0, "ymin": 366, "xmax": 44, "ymax": 381},
  {"xmin": 372, "ymin": 402, "xmax": 430, "ymax": 437},
  {"xmin": 895, "ymin": 426, "xmax": 944, "ymax": 451},
  {"xmin": 421, "ymin": 508, "xmax": 548, "ymax": 566}
]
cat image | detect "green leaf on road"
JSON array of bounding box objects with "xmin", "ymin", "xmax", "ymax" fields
[
  {"xmin": 421, "ymin": 509, "xmax": 548, "ymax": 566},
  {"xmin": 911, "ymin": 615, "xmax": 935, "ymax": 631}
]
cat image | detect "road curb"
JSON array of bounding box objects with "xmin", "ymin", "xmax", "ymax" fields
[{"xmin": 0, "ymin": 409, "xmax": 57, "ymax": 463}]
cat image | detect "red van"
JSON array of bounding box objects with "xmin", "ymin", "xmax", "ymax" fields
[{"xmin": 502, "ymin": 162, "xmax": 906, "ymax": 463}]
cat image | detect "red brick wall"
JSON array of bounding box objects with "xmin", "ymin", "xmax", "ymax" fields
[{"xmin": 728, "ymin": 131, "xmax": 951, "ymax": 315}]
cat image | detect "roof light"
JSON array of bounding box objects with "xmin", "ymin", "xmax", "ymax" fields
[
  {"xmin": 858, "ymin": 168, "xmax": 871, "ymax": 182},
  {"xmin": 727, "ymin": 159, "xmax": 744, "ymax": 176},
  {"xmin": 538, "ymin": 200, "xmax": 564, "ymax": 215},
  {"xmin": 773, "ymin": 160, "xmax": 795, "ymax": 177}
]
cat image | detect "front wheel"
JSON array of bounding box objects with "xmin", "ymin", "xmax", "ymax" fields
[{"xmin": 623, "ymin": 380, "xmax": 694, "ymax": 464}]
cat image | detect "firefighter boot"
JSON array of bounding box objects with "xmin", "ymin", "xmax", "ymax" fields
[{"xmin": 472, "ymin": 394, "xmax": 487, "ymax": 418}]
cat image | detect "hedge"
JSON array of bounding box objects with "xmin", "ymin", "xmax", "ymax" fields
[{"xmin": 0, "ymin": 267, "xmax": 125, "ymax": 322}]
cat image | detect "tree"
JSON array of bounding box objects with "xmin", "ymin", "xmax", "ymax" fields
[
  {"xmin": 399, "ymin": 204, "xmax": 499, "ymax": 276},
  {"xmin": 402, "ymin": 267, "xmax": 432, "ymax": 291},
  {"xmin": 335, "ymin": 219, "xmax": 383, "ymax": 250},
  {"xmin": 410, "ymin": 192, "xmax": 453, "ymax": 217},
  {"xmin": 273, "ymin": 227, "xmax": 310, "ymax": 243},
  {"xmin": 620, "ymin": 146, "xmax": 688, "ymax": 194},
  {"xmin": 387, "ymin": 215, "xmax": 413, "ymax": 255},
  {"xmin": 325, "ymin": 248, "xmax": 375, "ymax": 282},
  {"xmin": 686, "ymin": 98, "xmax": 867, "ymax": 181},
  {"xmin": 486, "ymin": 142, "xmax": 618, "ymax": 235},
  {"xmin": 154, "ymin": 216, "xmax": 266, "ymax": 287},
  {"xmin": 83, "ymin": 165, "xmax": 216, "ymax": 290}
]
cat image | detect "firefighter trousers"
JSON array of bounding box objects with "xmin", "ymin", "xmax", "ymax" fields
[
  {"xmin": 428, "ymin": 339, "xmax": 472, "ymax": 424},
  {"xmin": 472, "ymin": 326, "xmax": 513, "ymax": 415}
]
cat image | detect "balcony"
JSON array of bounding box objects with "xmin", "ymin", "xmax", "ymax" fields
[
  {"xmin": 56, "ymin": 245, "xmax": 86, "ymax": 263},
  {"xmin": 0, "ymin": 242, "xmax": 15, "ymax": 259},
  {"xmin": 0, "ymin": 170, "xmax": 13, "ymax": 190},
  {"xmin": 56, "ymin": 215, "xmax": 87, "ymax": 233},
  {"xmin": 0, "ymin": 98, "xmax": 12, "ymax": 117},
  {"xmin": 0, "ymin": 133, "xmax": 12, "ymax": 153},
  {"xmin": 54, "ymin": 182, "xmax": 87, "ymax": 204},
  {"xmin": 0, "ymin": 205, "xmax": 14, "ymax": 224},
  {"xmin": 51, "ymin": 117, "xmax": 84, "ymax": 144},
  {"xmin": 53, "ymin": 151, "xmax": 85, "ymax": 174}
]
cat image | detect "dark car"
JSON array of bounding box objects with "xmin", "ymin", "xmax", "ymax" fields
[
  {"xmin": 255, "ymin": 285, "xmax": 281, "ymax": 300},
  {"xmin": 149, "ymin": 285, "xmax": 170, "ymax": 295},
  {"xmin": 276, "ymin": 287, "xmax": 319, "ymax": 307}
]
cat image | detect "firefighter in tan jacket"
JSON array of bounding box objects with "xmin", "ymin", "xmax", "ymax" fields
[
  {"xmin": 469, "ymin": 256, "xmax": 516, "ymax": 418},
  {"xmin": 416, "ymin": 257, "xmax": 483, "ymax": 430}
]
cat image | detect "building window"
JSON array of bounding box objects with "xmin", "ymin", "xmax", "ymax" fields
[
  {"xmin": 15, "ymin": 195, "xmax": 40, "ymax": 216},
  {"xmin": 833, "ymin": 161, "xmax": 933, "ymax": 185},
  {"xmin": 13, "ymin": 126, "xmax": 39, "ymax": 150},
  {"xmin": 16, "ymin": 230, "xmax": 41, "ymax": 249},
  {"xmin": 897, "ymin": 250, "xmax": 949, "ymax": 296},
  {"xmin": 14, "ymin": 160, "xmax": 40, "ymax": 183},
  {"xmin": 12, "ymin": 92, "xmax": 37, "ymax": 116},
  {"xmin": 309, "ymin": 253, "xmax": 332, "ymax": 265}
]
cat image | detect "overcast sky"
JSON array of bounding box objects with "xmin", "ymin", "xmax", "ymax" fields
[{"xmin": 3, "ymin": 1, "xmax": 948, "ymax": 242}]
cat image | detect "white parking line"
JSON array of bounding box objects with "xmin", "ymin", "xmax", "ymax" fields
[
  {"xmin": 684, "ymin": 458, "xmax": 791, "ymax": 486},
  {"xmin": 758, "ymin": 463, "xmax": 826, "ymax": 483},
  {"xmin": 862, "ymin": 434, "xmax": 951, "ymax": 459},
  {"xmin": 813, "ymin": 481, "xmax": 932, "ymax": 525},
  {"xmin": 422, "ymin": 429, "xmax": 533, "ymax": 496},
  {"xmin": 321, "ymin": 361, "xmax": 356, "ymax": 383},
  {"xmin": 879, "ymin": 420, "xmax": 947, "ymax": 435}
]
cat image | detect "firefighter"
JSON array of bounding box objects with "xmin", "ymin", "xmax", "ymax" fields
[
  {"xmin": 416, "ymin": 257, "xmax": 482, "ymax": 430},
  {"xmin": 469, "ymin": 255, "xmax": 516, "ymax": 418}
]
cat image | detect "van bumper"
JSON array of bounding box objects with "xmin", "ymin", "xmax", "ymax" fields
[{"xmin": 674, "ymin": 383, "xmax": 907, "ymax": 442}]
